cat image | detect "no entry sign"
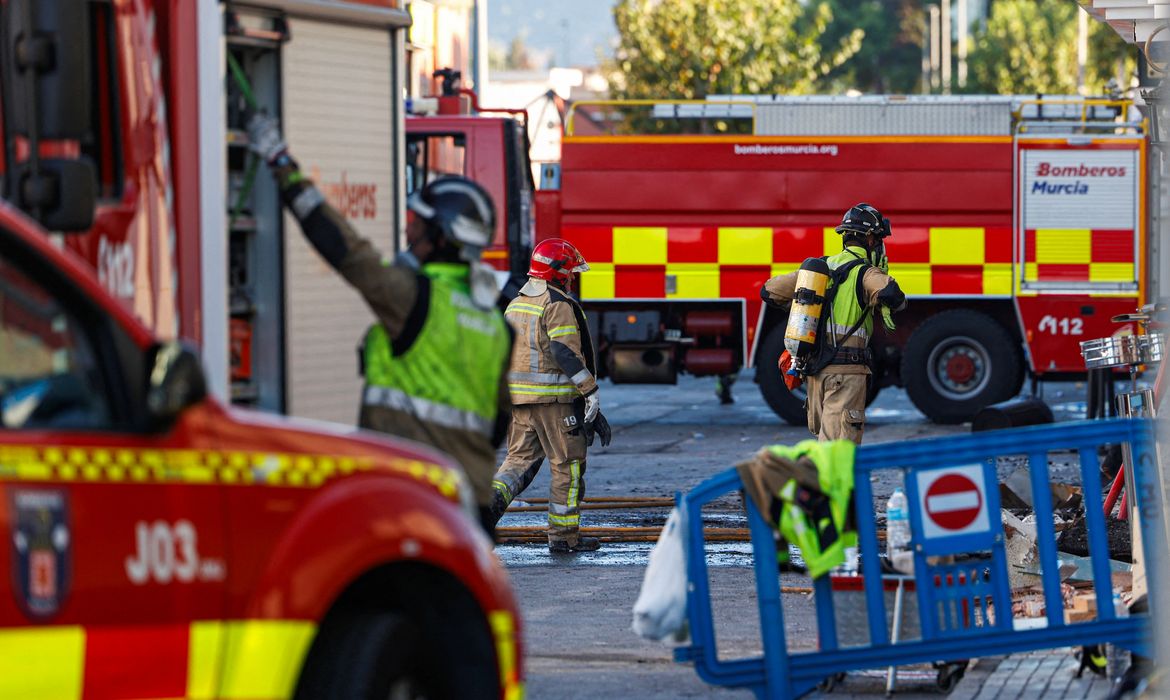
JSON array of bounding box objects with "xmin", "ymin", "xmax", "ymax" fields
[{"xmin": 915, "ymin": 465, "xmax": 991, "ymax": 540}]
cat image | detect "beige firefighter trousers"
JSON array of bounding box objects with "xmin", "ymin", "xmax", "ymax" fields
[
  {"xmin": 805, "ymin": 372, "xmax": 868, "ymax": 445},
  {"xmin": 492, "ymin": 403, "xmax": 588, "ymax": 544}
]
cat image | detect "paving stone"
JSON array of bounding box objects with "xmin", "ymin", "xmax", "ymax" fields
[{"xmin": 948, "ymin": 648, "xmax": 1115, "ymax": 700}]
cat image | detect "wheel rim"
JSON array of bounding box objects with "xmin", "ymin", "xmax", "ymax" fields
[{"xmin": 926, "ymin": 335, "xmax": 991, "ymax": 401}]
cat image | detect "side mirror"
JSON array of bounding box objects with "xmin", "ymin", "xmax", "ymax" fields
[
  {"xmin": 2, "ymin": 0, "xmax": 90, "ymax": 139},
  {"xmin": 146, "ymin": 342, "xmax": 208, "ymax": 431}
]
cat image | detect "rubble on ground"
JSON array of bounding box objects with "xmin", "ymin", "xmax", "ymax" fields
[{"xmin": 996, "ymin": 451, "xmax": 1133, "ymax": 620}]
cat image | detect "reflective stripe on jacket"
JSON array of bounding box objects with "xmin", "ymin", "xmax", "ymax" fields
[{"xmin": 504, "ymin": 279, "xmax": 598, "ymax": 404}]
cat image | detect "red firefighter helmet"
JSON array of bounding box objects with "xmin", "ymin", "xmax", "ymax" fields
[{"xmin": 528, "ymin": 238, "xmax": 589, "ymax": 284}]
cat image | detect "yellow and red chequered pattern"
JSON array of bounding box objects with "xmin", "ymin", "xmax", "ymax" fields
[
  {"xmin": 567, "ymin": 225, "xmax": 1019, "ymax": 301},
  {"xmin": 1022, "ymin": 229, "xmax": 1135, "ymax": 285}
]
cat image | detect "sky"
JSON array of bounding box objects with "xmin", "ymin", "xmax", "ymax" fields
[{"xmin": 488, "ymin": 0, "xmax": 619, "ymax": 69}]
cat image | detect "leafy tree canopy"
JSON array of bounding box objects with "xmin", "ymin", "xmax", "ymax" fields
[
  {"xmin": 964, "ymin": 0, "xmax": 1133, "ymax": 94},
  {"xmin": 818, "ymin": 0, "xmax": 925, "ymax": 94},
  {"xmin": 609, "ymin": 0, "xmax": 862, "ymax": 100}
]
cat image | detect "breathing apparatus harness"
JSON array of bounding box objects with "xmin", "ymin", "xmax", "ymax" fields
[{"xmin": 780, "ymin": 206, "xmax": 892, "ymax": 386}]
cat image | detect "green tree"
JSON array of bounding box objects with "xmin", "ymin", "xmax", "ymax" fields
[
  {"xmin": 819, "ymin": 0, "xmax": 926, "ymax": 93},
  {"xmin": 964, "ymin": 0, "xmax": 1133, "ymax": 94},
  {"xmin": 609, "ymin": 0, "xmax": 863, "ymax": 100}
]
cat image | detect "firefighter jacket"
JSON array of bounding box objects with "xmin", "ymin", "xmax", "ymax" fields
[
  {"xmin": 736, "ymin": 440, "xmax": 857, "ymax": 579},
  {"xmin": 504, "ymin": 278, "xmax": 598, "ymax": 405},
  {"xmin": 763, "ymin": 245, "xmax": 906, "ymax": 375},
  {"xmin": 277, "ymin": 175, "xmax": 512, "ymax": 507}
]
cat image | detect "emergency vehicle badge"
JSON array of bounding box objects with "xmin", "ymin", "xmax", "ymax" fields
[{"xmin": 9, "ymin": 488, "xmax": 71, "ymax": 619}]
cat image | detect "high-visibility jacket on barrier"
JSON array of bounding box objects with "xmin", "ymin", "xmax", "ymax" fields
[
  {"xmin": 737, "ymin": 440, "xmax": 857, "ymax": 578},
  {"xmin": 361, "ymin": 263, "xmax": 510, "ymax": 504}
]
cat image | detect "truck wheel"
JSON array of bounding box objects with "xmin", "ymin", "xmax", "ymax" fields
[
  {"xmin": 295, "ymin": 609, "xmax": 497, "ymax": 700},
  {"xmin": 901, "ymin": 310, "xmax": 1023, "ymax": 424},
  {"xmin": 756, "ymin": 324, "xmax": 809, "ymax": 426}
]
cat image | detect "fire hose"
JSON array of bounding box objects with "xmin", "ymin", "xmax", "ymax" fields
[{"xmin": 496, "ymin": 496, "xmax": 885, "ymax": 547}]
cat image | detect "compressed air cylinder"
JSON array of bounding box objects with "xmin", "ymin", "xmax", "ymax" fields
[{"xmin": 783, "ymin": 257, "xmax": 831, "ymax": 362}]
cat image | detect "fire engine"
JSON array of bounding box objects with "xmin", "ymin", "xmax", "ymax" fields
[
  {"xmin": 0, "ymin": 0, "xmax": 432, "ymax": 428},
  {"xmin": 0, "ymin": 1, "xmax": 522, "ymax": 697},
  {"xmin": 410, "ymin": 93, "xmax": 1149, "ymax": 425}
]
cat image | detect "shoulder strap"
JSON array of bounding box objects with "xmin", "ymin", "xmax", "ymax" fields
[
  {"xmin": 805, "ymin": 258, "xmax": 872, "ymax": 377},
  {"xmin": 391, "ymin": 273, "xmax": 431, "ymax": 356}
]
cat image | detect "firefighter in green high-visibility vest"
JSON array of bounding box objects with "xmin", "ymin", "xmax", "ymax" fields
[
  {"xmin": 248, "ymin": 114, "xmax": 512, "ymax": 534},
  {"xmin": 763, "ymin": 204, "xmax": 906, "ymax": 444}
]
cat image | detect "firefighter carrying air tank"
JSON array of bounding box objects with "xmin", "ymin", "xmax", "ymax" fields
[{"xmin": 763, "ymin": 203, "xmax": 907, "ymax": 444}]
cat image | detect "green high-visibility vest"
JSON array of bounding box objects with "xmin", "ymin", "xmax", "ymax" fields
[
  {"xmin": 825, "ymin": 246, "xmax": 873, "ymax": 344},
  {"xmin": 362, "ymin": 263, "xmax": 508, "ymax": 436},
  {"xmin": 769, "ymin": 439, "xmax": 857, "ymax": 579}
]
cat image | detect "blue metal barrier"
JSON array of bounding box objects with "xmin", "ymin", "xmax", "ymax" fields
[{"xmin": 674, "ymin": 419, "xmax": 1162, "ymax": 700}]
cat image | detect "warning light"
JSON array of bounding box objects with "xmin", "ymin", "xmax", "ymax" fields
[{"xmin": 627, "ymin": 315, "xmax": 637, "ymax": 324}]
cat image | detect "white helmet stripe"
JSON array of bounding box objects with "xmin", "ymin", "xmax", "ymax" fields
[
  {"xmin": 428, "ymin": 179, "xmax": 493, "ymax": 227},
  {"xmin": 407, "ymin": 192, "xmax": 436, "ymax": 219}
]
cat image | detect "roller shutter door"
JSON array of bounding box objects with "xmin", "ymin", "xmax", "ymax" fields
[{"xmin": 282, "ymin": 18, "xmax": 395, "ymax": 423}]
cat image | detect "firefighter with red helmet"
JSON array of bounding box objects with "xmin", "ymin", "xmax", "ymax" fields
[
  {"xmin": 762, "ymin": 203, "xmax": 906, "ymax": 444},
  {"xmin": 489, "ymin": 239, "xmax": 611, "ymax": 552}
]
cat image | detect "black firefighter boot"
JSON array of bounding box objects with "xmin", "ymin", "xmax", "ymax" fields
[{"xmin": 549, "ymin": 537, "xmax": 602, "ymax": 553}]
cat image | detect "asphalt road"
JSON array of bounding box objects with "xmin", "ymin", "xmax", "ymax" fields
[{"xmin": 496, "ymin": 373, "xmax": 1096, "ymax": 698}]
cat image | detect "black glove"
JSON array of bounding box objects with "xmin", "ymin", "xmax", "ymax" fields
[{"xmin": 586, "ymin": 411, "xmax": 612, "ymax": 447}]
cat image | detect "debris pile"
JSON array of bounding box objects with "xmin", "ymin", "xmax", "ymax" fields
[{"xmin": 996, "ymin": 452, "xmax": 1134, "ymax": 620}]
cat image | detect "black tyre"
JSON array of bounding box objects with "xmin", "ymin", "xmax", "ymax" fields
[
  {"xmin": 934, "ymin": 661, "xmax": 968, "ymax": 692},
  {"xmin": 901, "ymin": 310, "xmax": 1023, "ymax": 424},
  {"xmin": 756, "ymin": 323, "xmax": 808, "ymax": 426},
  {"xmin": 296, "ymin": 609, "xmax": 498, "ymax": 700}
]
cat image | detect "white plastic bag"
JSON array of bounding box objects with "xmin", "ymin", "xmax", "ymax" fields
[{"xmin": 632, "ymin": 506, "xmax": 690, "ymax": 642}]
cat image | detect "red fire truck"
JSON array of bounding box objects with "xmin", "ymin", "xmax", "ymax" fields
[
  {"xmin": 0, "ymin": 2, "xmax": 522, "ymax": 697},
  {"xmin": 0, "ymin": 0, "xmax": 434, "ymax": 427},
  {"xmin": 412, "ymin": 94, "xmax": 1148, "ymax": 425}
]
